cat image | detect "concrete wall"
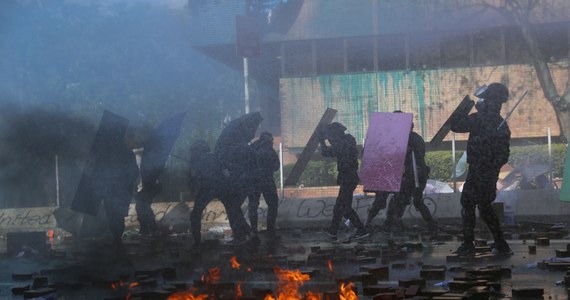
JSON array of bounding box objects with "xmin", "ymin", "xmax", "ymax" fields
[{"xmin": 1, "ymin": 189, "xmax": 567, "ymax": 235}]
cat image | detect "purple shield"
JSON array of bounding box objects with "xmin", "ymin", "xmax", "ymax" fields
[{"xmin": 360, "ymin": 112, "xmax": 412, "ymax": 192}]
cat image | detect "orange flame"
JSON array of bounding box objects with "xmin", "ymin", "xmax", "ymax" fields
[
  {"xmin": 230, "ymin": 256, "xmax": 241, "ymax": 269},
  {"xmin": 110, "ymin": 280, "xmax": 124, "ymax": 289},
  {"xmin": 339, "ymin": 282, "xmax": 358, "ymax": 300},
  {"xmin": 128, "ymin": 282, "xmax": 140, "ymax": 288},
  {"xmin": 168, "ymin": 288, "xmax": 209, "ymax": 300},
  {"xmin": 306, "ymin": 291, "xmax": 322, "ymax": 300},
  {"xmin": 236, "ymin": 283, "xmax": 243, "ymax": 298},
  {"xmin": 327, "ymin": 260, "xmax": 333, "ymax": 272},
  {"xmin": 206, "ymin": 267, "xmax": 221, "ymax": 285},
  {"xmin": 264, "ymin": 267, "xmax": 311, "ymax": 300},
  {"xmin": 47, "ymin": 229, "xmax": 55, "ymax": 242}
]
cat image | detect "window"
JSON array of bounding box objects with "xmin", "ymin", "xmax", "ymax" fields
[
  {"xmin": 473, "ymin": 28, "xmax": 503, "ymax": 66},
  {"xmin": 347, "ymin": 37, "xmax": 374, "ymax": 72},
  {"xmin": 377, "ymin": 34, "xmax": 406, "ymax": 71},
  {"xmin": 316, "ymin": 39, "xmax": 345, "ymax": 74},
  {"xmin": 409, "ymin": 32, "xmax": 440, "ymax": 70},
  {"xmin": 441, "ymin": 32, "xmax": 470, "ymax": 68},
  {"xmin": 504, "ymin": 26, "xmax": 532, "ymax": 65},
  {"xmin": 282, "ymin": 41, "xmax": 313, "ymax": 76},
  {"xmin": 537, "ymin": 22, "xmax": 569, "ymax": 61}
]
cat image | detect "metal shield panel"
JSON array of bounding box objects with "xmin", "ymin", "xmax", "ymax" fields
[
  {"xmin": 360, "ymin": 112, "xmax": 412, "ymax": 192},
  {"xmin": 71, "ymin": 110, "xmax": 129, "ymax": 216}
]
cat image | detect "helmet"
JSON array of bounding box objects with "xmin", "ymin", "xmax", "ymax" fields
[
  {"xmin": 327, "ymin": 122, "xmax": 347, "ymax": 133},
  {"xmin": 259, "ymin": 131, "xmax": 273, "ymax": 143},
  {"xmin": 474, "ymin": 83, "xmax": 509, "ymax": 103}
]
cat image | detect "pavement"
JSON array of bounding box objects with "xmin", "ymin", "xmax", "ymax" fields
[{"xmin": 0, "ymin": 221, "xmax": 569, "ymax": 299}]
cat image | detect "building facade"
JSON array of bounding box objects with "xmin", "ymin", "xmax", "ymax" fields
[{"xmin": 188, "ymin": 0, "xmax": 568, "ymax": 163}]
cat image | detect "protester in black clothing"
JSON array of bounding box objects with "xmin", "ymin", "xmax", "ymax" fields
[
  {"xmin": 188, "ymin": 140, "xmax": 222, "ymax": 246},
  {"xmin": 247, "ymin": 132, "xmax": 280, "ymax": 234},
  {"xmin": 218, "ymin": 142, "xmax": 257, "ymax": 244},
  {"xmin": 96, "ymin": 140, "xmax": 139, "ymax": 252},
  {"xmin": 365, "ymin": 114, "xmax": 437, "ymax": 232},
  {"xmin": 319, "ymin": 122, "xmax": 369, "ymax": 240},
  {"xmin": 450, "ymin": 82, "xmax": 512, "ymax": 256}
]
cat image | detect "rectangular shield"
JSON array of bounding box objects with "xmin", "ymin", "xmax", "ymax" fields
[
  {"xmin": 430, "ymin": 95, "xmax": 474, "ymax": 148},
  {"xmin": 360, "ymin": 112, "xmax": 412, "ymax": 192}
]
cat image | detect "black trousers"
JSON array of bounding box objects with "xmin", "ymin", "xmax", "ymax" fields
[
  {"xmin": 103, "ymin": 192, "xmax": 130, "ymax": 241},
  {"xmin": 368, "ymin": 182, "xmax": 433, "ymax": 227},
  {"xmin": 135, "ymin": 191, "xmax": 158, "ymax": 235},
  {"xmin": 330, "ymin": 181, "xmax": 364, "ymax": 233},
  {"xmin": 219, "ymin": 180, "xmax": 252, "ymax": 240},
  {"xmin": 460, "ymin": 165, "xmax": 504, "ymax": 244},
  {"xmin": 190, "ymin": 187, "xmax": 217, "ymax": 245},
  {"xmin": 247, "ymin": 178, "xmax": 279, "ymax": 232}
]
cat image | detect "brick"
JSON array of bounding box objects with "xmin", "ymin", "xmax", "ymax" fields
[
  {"xmin": 512, "ymin": 288, "xmax": 544, "ymax": 297},
  {"xmin": 447, "ymin": 280, "xmax": 487, "ymax": 293},
  {"xmin": 361, "ymin": 264, "xmax": 389, "ymax": 281},
  {"xmin": 420, "ymin": 266, "xmax": 446, "ymax": 280},
  {"xmin": 405, "ymin": 285, "xmax": 420, "ymax": 297},
  {"xmin": 399, "ymin": 278, "xmax": 426, "ymax": 288},
  {"xmin": 23, "ymin": 288, "xmax": 56, "ymax": 299},
  {"xmin": 11, "ymin": 285, "xmax": 30, "ymax": 295},
  {"xmin": 363, "ymin": 285, "xmax": 394, "ymax": 296},
  {"xmin": 556, "ymin": 250, "xmax": 570, "ymax": 258},
  {"xmin": 529, "ymin": 245, "xmax": 537, "ymax": 254}
]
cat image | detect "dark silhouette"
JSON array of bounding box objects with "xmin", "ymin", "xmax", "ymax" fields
[
  {"xmin": 187, "ymin": 140, "xmax": 222, "ymax": 247},
  {"xmin": 450, "ymin": 82, "xmax": 512, "ymax": 256},
  {"xmin": 319, "ymin": 122, "xmax": 369, "ymax": 240},
  {"xmin": 247, "ymin": 132, "xmax": 280, "ymax": 235},
  {"xmin": 214, "ymin": 112, "xmax": 263, "ymax": 244},
  {"xmin": 96, "ymin": 138, "xmax": 139, "ymax": 251},
  {"xmin": 135, "ymin": 113, "xmax": 186, "ymax": 237}
]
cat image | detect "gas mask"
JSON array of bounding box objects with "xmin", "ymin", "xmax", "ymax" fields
[
  {"xmin": 474, "ymin": 85, "xmax": 488, "ymax": 111},
  {"xmin": 475, "ymin": 98, "xmax": 485, "ymax": 111}
]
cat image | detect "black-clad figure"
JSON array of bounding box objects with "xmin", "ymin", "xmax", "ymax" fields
[
  {"xmin": 133, "ymin": 148, "xmax": 160, "ymax": 237},
  {"xmin": 320, "ymin": 122, "xmax": 369, "ymax": 240},
  {"xmin": 366, "ymin": 116, "xmax": 437, "ymax": 232},
  {"xmin": 247, "ymin": 132, "xmax": 280, "ymax": 234},
  {"xmin": 96, "ymin": 140, "xmax": 139, "ymax": 251},
  {"xmin": 218, "ymin": 143, "xmax": 256, "ymax": 244},
  {"xmin": 188, "ymin": 140, "xmax": 222, "ymax": 246},
  {"xmin": 450, "ymin": 82, "xmax": 512, "ymax": 256}
]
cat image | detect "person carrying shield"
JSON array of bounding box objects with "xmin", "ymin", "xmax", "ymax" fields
[
  {"xmin": 247, "ymin": 132, "xmax": 280, "ymax": 236},
  {"xmin": 319, "ymin": 122, "xmax": 369, "ymax": 240},
  {"xmin": 450, "ymin": 82, "xmax": 512, "ymax": 256}
]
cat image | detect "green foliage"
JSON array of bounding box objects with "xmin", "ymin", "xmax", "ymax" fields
[
  {"xmin": 425, "ymin": 144, "xmax": 568, "ymax": 181},
  {"xmin": 425, "ymin": 151, "xmax": 463, "ymax": 181},
  {"xmin": 282, "ymin": 160, "xmax": 338, "ymax": 187}
]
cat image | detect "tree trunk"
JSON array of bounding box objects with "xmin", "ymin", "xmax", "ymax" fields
[{"xmin": 518, "ymin": 21, "xmax": 570, "ymax": 140}]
